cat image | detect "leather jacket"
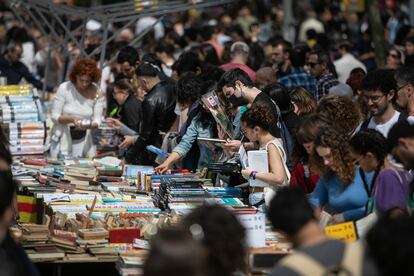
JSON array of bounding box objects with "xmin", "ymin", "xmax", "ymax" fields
[{"xmin": 125, "ymin": 80, "xmax": 176, "ymax": 164}]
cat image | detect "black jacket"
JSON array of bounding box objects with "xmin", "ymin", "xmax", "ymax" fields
[
  {"xmin": 125, "ymin": 80, "xmax": 176, "ymax": 165},
  {"xmin": 0, "ymin": 55, "xmax": 52, "ymax": 92},
  {"xmin": 119, "ymin": 94, "xmax": 142, "ymax": 133}
]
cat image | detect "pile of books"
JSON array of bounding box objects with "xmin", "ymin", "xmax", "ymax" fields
[
  {"xmin": 63, "ymin": 163, "xmax": 97, "ymax": 188},
  {"xmin": 20, "ymin": 222, "xmax": 49, "ymax": 243},
  {"xmin": 153, "ymin": 176, "xmax": 205, "ymax": 212},
  {"xmin": 116, "ymin": 255, "xmax": 147, "ymax": 276},
  {"xmin": 6, "ymin": 122, "xmax": 45, "ymax": 155},
  {"xmin": 78, "ymin": 228, "xmax": 109, "ymax": 240},
  {"xmin": 0, "ymin": 85, "xmax": 45, "ymax": 155}
]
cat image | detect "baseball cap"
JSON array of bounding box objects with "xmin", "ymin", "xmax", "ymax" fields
[
  {"xmin": 230, "ymin": 41, "xmax": 249, "ymax": 53},
  {"xmin": 387, "ymin": 119, "xmax": 414, "ymax": 152},
  {"xmin": 329, "ymin": 83, "xmax": 353, "ymax": 98}
]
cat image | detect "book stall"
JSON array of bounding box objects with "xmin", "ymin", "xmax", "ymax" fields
[
  {"xmin": 11, "ymin": 155, "xmax": 293, "ymax": 276},
  {"xmin": 0, "ymin": 84, "xmax": 368, "ymax": 276}
]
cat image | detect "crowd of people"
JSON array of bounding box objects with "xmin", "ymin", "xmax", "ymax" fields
[{"xmin": 1, "ymin": 0, "xmax": 414, "ymax": 275}]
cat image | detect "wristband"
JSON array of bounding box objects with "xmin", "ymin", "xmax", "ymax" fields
[{"xmin": 249, "ymin": 171, "xmax": 257, "ymax": 180}]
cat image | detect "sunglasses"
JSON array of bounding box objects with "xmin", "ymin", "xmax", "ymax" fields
[
  {"xmin": 387, "ymin": 53, "xmax": 399, "ymax": 58},
  {"xmin": 307, "ymin": 62, "xmax": 320, "ymax": 68}
]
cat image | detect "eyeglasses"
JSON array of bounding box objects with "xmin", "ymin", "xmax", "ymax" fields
[
  {"xmin": 306, "ymin": 62, "xmax": 320, "ymax": 68},
  {"xmin": 387, "ymin": 52, "xmax": 399, "ymax": 58},
  {"xmin": 396, "ymin": 83, "xmax": 409, "ymax": 92},
  {"xmin": 362, "ymin": 94, "xmax": 386, "ymax": 103}
]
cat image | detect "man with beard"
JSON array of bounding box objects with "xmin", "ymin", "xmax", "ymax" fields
[
  {"xmin": 387, "ymin": 120, "xmax": 414, "ymax": 216},
  {"xmin": 217, "ymin": 68, "xmax": 281, "ymax": 152},
  {"xmin": 116, "ymin": 46, "xmax": 140, "ymax": 81},
  {"xmin": 394, "ymin": 67, "xmax": 414, "ymax": 123},
  {"xmin": 269, "ymin": 40, "xmax": 292, "ymax": 78},
  {"xmin": 359, "ymin": 69, "xmax": 407, "ymax": 138}
]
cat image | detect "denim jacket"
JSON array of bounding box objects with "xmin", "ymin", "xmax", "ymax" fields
[{"xmin": 173, "ymin": 114, "xmax": 221, "ymax": 168}]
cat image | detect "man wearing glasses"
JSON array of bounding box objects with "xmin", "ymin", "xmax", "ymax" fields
[
  {"xmin": 359, "ymin": 69, "xmax": 408, "ymax": 138},
  {"xmin": 307, "ymin": 50, "xmax": 340, "ymax": 100},
  {"xmin": 394, "ymin": 67, "xmax": 414, "ymax": 124}
]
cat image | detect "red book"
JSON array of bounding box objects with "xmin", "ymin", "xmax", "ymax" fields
[
  {"xmin": 24, "ymin": 159, "xmax": 52, "ymax": 167},
  {"xmin": 109, "ymin": 228, "xmax": 140, "ymax": 243}
]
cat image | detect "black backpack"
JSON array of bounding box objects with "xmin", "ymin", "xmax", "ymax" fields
[
  {"xmin": 360, "ymin": 111, "xmax": 409, "ymax": 130},
  {"xmin": 269, "ymin": 99, "xmax": 295, "ymax": 171}
]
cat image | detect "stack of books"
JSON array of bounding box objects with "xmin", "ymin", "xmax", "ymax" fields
[
  {"xmin": 63, "ymin": 164, "xmax": 97, "ymax": 188},
  {"xmin": 6, "ymin": 122, "xmax": 45, "ymax": 155},
  {"xmin": 153, "ymin": 177, "xmax": 205, "ymax": 212},
  {"xmin": 78, "ymin": 228, "xmax": 109, "ymax": 240},
  {"xmin": 20, "ymin": 223, "xmax": 49, "ymax": 243},
  {"xmin": 0, "ymin": 85, "xmax": 45, "ymax": 156},
  {"xmin": 116, "ymin": 255, "xmax": 147, "ymax": 276}
]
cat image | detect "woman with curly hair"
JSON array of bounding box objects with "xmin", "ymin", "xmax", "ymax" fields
[
  {"xmin": 316, "ymin": 94, "xmax": 362, "ymax": 135},
  {"xmin": 50, "ymin": 58, "xmax": 105, "ymax": 158},
  {"xmin": 240, "ymin": 102, "xmax": 290, "ymax": 208},
  {"xmin": 309, "ymin": 127, "xmax": 376, "ymax": 224},
  {"xmin": 350, "ymin": 129, "xmax": 412, "ymax": 217}
]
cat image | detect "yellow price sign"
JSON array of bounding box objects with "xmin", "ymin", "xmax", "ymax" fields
[{"xmin": 324, "ymin": 221, "xmax": 357, "ymax": 242}]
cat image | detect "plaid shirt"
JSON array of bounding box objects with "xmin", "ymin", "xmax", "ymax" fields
[
  {"xmin": 279, "ymin": 68, "xmax": 317, "ymax": 96},
  {"xmin": 315, "ymin": 73, "xmax": 340, "ymax": 100}
]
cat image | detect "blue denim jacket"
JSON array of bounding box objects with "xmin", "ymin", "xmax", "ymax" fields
[{"xmin": 173, "ymin": 114, "xmax": 221, "ymax": 168}]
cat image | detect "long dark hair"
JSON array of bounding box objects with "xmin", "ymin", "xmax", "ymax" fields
[{"xmin": 350, "ymin": 129, "xmax": 388, "ymax": 187}]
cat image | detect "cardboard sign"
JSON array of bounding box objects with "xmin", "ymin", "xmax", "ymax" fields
[
  {"xmin": 238, "ymin": 213, "xmax": 266, "ymax": 248},
  {"xmin": 324, "ymin": 221, "xmax": 357, "ymax": 242}
]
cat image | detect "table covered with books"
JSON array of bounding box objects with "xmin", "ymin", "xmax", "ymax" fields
[{"xmin": 10, "ymin": 156, "xmax": 292, "ymax": 276}]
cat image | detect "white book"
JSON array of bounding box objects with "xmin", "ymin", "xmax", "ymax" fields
[
  {"xmin": 247, "ymin": 150, "xmax": 269, "ymax": 187},
  {"xmin": 319, "ymin": 211, "xmax": 332, "ymax": 228}
]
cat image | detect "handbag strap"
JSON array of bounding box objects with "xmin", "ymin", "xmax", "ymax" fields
[{"xmin": 280, "ymin": 252, "xmax": 326, "ymax": 275}]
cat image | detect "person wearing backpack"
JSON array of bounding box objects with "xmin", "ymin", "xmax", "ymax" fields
[
  {"xmin": 268, "ymin": 187, "xmax": 377, "ymax": 276},
  {"xmin": 350, "ymin": 129, "xmax": 412, "ymax": 218},
  {"xmin": 217, "ymin": 69, "xmax": 293, "ymax": 168},
  {"xmin": 359, "ymin": 69, "xmax": 408, "ymax": 138}
]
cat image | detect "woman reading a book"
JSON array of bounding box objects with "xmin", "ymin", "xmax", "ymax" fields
[
  {"xmin": 309, "ymin": 127, "xmax": 375, "ymax": 224},
  {"xmin": 50, "ymin": 58, "xmax": 105, "ymax": 158},
  {"xmin": 239, "ymin": 103, "xmax": 290, "ymax": 209}
]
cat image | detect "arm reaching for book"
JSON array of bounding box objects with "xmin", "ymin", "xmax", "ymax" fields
[
  {"xmin": 119, "ymin": 136, "xmax": 137, "ymax": 149},
  {"xmin": 155, "ymin": 152, "xmax": 181, "ymax": 173}
]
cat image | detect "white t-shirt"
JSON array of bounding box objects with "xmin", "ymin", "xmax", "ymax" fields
[
  {"xmin": 135, "ymin": 16, "xmax": 165, "ymax": 40},
  {"xmin": 367, "ymin": 111, "xmax": 400, "ymax": 138},
  {"xmin": 334, "ymin": 54, "xmax": 367, "ymax": 84}
]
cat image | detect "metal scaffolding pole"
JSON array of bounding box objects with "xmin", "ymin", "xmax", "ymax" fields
[{"xmin": 7, "ymin": 0, "xmax": 239, "ymax": 80}]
